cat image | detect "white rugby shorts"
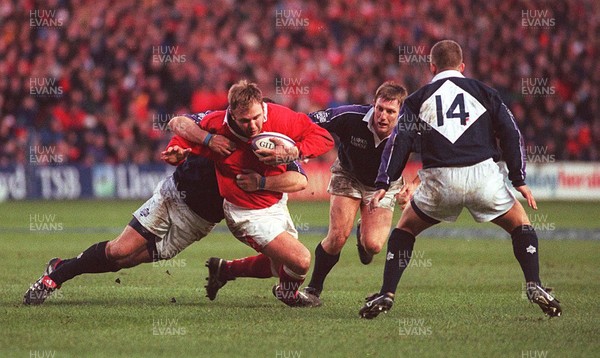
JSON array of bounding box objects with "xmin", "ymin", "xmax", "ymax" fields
[
  {"xmin": 133, "ymin": 176, "xmax": 216, "ymax": 259},
  {"xmin": 327, "ymin": 159, "xmax": 403, "ymax": 211},
  {"xmin": 223, "ymin": 194, "xmax": 298, "ymax": 251},
  {"xmin": 412, "ymin": 159, "xmax": 516, "ymax": 223}
]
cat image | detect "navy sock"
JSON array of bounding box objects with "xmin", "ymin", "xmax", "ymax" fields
[
  {"xmin": 49, "ymin": 241, "xmax": 121, "ymax": 285},
  {"xmin": 380, "ymin": 229, "xmax": 416, "ymax": 295},
  {"xmin": 307, "ymin": 242, "xmax": 340, "ymax": 293},
  {"xmin": 511, "ymin": 225, "xmax": 541, "ymax": 284}
]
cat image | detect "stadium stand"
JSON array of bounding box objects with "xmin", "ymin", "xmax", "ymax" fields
[{"xmin": 1, "ymin": 0, "xmax": 598, "ymax": 165}]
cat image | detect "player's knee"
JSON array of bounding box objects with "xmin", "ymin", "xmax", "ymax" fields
[
  {"xmin": 363, "ymin": 237, "xmax": 385, "ymax": 255},
  {"xmin": 293, "ymin": 248, "xmax": 311, "ymax": 275},
  {"xmin": 106, "ymin": 240, "xmax": 134, "ymax": 262},
  {"xmin": 324, "ymin": 229, "xmax": 350, "ymax": 252},
  {"xmin": 105, "ymin": 241, "xmax": 120, "ymax": 261}
]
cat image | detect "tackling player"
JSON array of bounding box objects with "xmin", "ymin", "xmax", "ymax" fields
[
  {"xmin": 23, "ymin": 113, "xmax": 307, "ymax": 305},
  {"xmin": 359, "ymin": 40, "xmax": 562, "ymax": 319}
]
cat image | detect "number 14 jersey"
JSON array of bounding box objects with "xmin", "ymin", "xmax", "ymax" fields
[{"xmin": 376, "ymin": 70, "xmax": 526, "ymax": 190}]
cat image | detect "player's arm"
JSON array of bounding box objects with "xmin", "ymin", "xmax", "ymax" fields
[
  {"xmin": 370, "ymin": 105, "xmax": 419, "ymax": 212},
  {"xmin": 235, "ymin": 161, "xmax": 308, "ymax": 193},
  {"xmin": 492, "ymin": 97, "xmax": 526, "ymax": 187},
  {"xmin": 491, "ymin": 96, "xmax": 537, "ymax": 209},
  {"xmin": 396, "ymin": 175, "xmax": 421, "ymax": 209},
  {"xmin": 257, "ymin": 110, "xmax": 334, "ymax": 166},
  {"xmin": 307, "ymin": 105, "xmax": 356, "ymax": 134},
  {"xmin": 168, "ymin": 114, "xmax": 236, "ymax": 156},
  {"xmin": 375, "ymin": 105, "xmax": 418, "ymax": 190},
  {"xmin": 160, "ymin": 135, "xmax": 195, "ymax": 165},
  {"xmin": 160, "ymin": 135, "xmax": 212, "ymax": 165}
]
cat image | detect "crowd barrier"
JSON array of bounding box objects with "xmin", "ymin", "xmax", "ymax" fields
[{"xmin": 0, "ymin": 162, "xmax": 598, "ymax": 202}]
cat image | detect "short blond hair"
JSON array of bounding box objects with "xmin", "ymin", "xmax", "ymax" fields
[{"xmin": 228, "ymin": 80, "xmax": 263, "ymax": 113}]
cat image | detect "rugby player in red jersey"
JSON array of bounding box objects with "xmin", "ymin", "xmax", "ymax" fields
[{"xmin": 168, "ymin": 80, "xmax": 334, "ymax": 307}]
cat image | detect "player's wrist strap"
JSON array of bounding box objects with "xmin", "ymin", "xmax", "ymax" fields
[
  {"xmin": 203, "ymin": 133, "xmax": 213, "ymax": 146},
  {"xmin": 258, "ymin": 176, "xmax": 267, "ymax": 190}
]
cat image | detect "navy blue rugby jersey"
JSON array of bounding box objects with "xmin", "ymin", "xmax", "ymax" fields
[
  {"xmin": 309, "ymin": 105, "xmax": 402, "ymax": 187},
  {"xmin": 171, "ymin": 110, "xmax": 224, "ymax": 223},
  {"xmin": 376, "ymin": 70, "xmax": 526, "ymax": 190},
  {"xmin": 173, "ymin": 154, "xmax": 224, "ymax": 223}
]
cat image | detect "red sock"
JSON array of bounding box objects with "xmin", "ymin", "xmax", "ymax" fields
[
  {"xmin": 277, "ymin": 265, "xmax": 305, "ymax": 297},
  {"xmin": 223, "ymin": 254, "xmax": 274, "ymax": 280}
]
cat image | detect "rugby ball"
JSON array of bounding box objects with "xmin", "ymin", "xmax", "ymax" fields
[{"xmin": 251, "ymin": 132, "xmax": 296, "ymax": 154}]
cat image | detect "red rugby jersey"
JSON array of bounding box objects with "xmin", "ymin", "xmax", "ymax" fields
[{"xmin": 167, "ymin": 102, "xmax": 333, "ymax": 208}]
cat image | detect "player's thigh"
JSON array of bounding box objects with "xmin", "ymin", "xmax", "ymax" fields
[
  {"xmin": 492, "ymin": 200, "xmax": 531, "ymax": 233},
  {"xmin": 465, "ymin": 159, "xmax": 517, "ymax": 223},
  {"xmin": 359, "ymin": 205, "xmax": 393, "ymax": 253},
  {"xmin": 412, "ymin": 168, "xmax": 463, "ymax": 222},
  {"xmin": 106, "ymin": 225, "xmax": 151, "ymax": 262},
  {"xmin": 158, "ymin": 211, "xmax": 215, "ymax": 260},
  {"xmin": 224, "ymin": 196, "xmax": 298, "ymax": 252},
  {"xmin": 323, "ymin": 195, "xmax": 360, "ymax": 245},
  {"xmin": 325, "ymin": 162, "xmax": 362, "ymax": 240},
  {"xmin": 261, "ymin": 231, "xmax": 311, "ymax": 274},
  {"xmin": 134, "ymin": 176, "xmax": 214, "ymax": 260},
  {"xmin": 396, "ymin": 202, "xmax": 436, "ymax": 236}
]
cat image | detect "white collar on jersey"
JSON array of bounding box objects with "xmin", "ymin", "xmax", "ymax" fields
[
  {"xmin": 224, "ymin": 102, "xmax": 269, "ymax": 141},
  {"xmin": 430, "ymin": 70, "xmax": 465, "ymax": 83},
  {"xmin": 363, "ymin": 107, "xmax": 390, "ymax": 148}
]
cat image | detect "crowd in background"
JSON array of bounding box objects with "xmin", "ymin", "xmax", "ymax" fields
[{"xmin": 1, "ymin": 0, "xmax": 598, "ymax": 166}]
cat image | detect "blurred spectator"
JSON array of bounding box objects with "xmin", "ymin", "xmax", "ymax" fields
[{"xmin": 0, "ymin": 0, "xmax": 598, "ymax": 165}]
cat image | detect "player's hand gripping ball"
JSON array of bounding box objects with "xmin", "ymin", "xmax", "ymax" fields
[
  {"xmin": 251, "ymin": 132, "xmax": 299, "ymax": 165},
  {"xmin": 251, "ymin": 132, "xmax": 296, "ymax": 156}
]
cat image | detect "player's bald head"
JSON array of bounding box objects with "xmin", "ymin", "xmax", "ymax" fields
[
  {"xmin": 430, "ymin": 40, "xmax": 463, "ymax": 70},
  {"xmin": 228, "ymin": 80, "xmax": 263, "ymax": 114}
]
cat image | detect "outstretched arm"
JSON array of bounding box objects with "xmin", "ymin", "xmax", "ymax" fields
[{"xmin": 160, "ymin": 145, "xmax": 191, "ymax": 165}]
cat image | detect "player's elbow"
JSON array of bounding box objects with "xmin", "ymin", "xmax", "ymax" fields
[
  {"xmin": 285, "ymin": 173, "xmax": 308, "ymax": 193},
  {"xmin": 295, "ymin": 176, "xmax": 308, "ymax": 191},
  {"xmin": 323, "ymin": 133, "xmax": 335, "ymax": 151},
  {"xmin": 168, "ymin": 116, "xmax": 187, "ymax": 133}
]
